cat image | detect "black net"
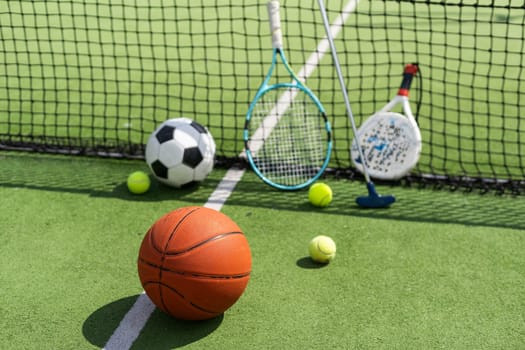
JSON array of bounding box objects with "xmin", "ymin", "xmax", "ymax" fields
[{"xmin": 1, "ymin": 0, "xmax": 524, "ymax": 193}]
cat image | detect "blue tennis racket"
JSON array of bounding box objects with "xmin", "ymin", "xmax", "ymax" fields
[{"xmin": 243, "ymin": 0, "xmax": 332, "ymax": 191}]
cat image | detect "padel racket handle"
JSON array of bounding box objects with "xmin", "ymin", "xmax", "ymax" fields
[
  {"xmin": 398, "ymin": 63, "xmax": 418, "ymax": 97},
  {"xmin": 267, "ymin": 1, "xmax": 283, "ymax": 49}
]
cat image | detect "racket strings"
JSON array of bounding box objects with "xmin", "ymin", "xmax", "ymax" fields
[{"xmin": 247, "ymin": 87, "xmax": 327, "ymax": 186}]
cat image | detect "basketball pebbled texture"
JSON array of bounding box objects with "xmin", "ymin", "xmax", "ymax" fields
[{"xmin": 137, "ymin": 206, "xmax": 252, "ymax": 320}]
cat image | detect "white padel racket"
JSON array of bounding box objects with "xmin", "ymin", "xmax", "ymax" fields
[{"xmin": 351, "ymin": 64, "xmax": 422, "ymax": 180}]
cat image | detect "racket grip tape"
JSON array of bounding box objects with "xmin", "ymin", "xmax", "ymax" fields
[
  {"xmin": 267, "ymin": 0, "xmax": 283, "ymax": 49},
  {"xmin": 398, "ymin": 63, "xmax": 418, "ymax": 96}
]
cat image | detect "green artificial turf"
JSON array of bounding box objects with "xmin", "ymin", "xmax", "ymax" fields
[
  {"xmin": 1, "ymin": 152, "xmax": 524, "ymax": 349},
  {"xmin": 0, "ymin": 152, "xmax": 220, "ymax": 349}
]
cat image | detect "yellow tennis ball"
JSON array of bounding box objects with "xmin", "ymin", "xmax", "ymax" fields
[
  {"xmin": 308, "ymin": 235, "xmax": 336, "ymax": 263},
  {"xmin": 308, "ymin": 183, "xmax": 332, "ymax": 207},
  {"xmin": 127, "ymin": 171, "xmax": 151, "ymax": 194}
]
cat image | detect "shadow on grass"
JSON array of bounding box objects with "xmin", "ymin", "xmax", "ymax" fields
[
  {"xmin": 1, "ymin": 152, "xmax": 524, "ymax": 230},
  {"xmin": 0, "ymin": 152, "xmax": 219, "ymax": 203},
  {"xmin": 82, "ymin": 295, "xmax": 223, "ymax": 349},
  {"xmin": 296, "ymin": 256, "xmax": 330, "ymax": 269},
  {"xmin": 227, "ymin": 175, "xmax": 525, "ymax": 231}
]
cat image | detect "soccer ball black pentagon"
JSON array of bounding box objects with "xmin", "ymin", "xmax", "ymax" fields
[{"xmin": 145, "ymin": 118, "xmax": 216, "ymax": 187}]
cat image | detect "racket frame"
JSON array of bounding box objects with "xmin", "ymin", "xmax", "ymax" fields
[
  {"xmin": 243, "ymin": 0, "xmax": 332, "ymax": 190},
  {"xmin": 352, "ymin": 64, "xmax": 422, "ymax": 180}
]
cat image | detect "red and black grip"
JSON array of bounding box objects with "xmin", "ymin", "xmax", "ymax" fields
[{"xmin": 398, "ymin": 63, "xmax": 419, "ymax": 97}]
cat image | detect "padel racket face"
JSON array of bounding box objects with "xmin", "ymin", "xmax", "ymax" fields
[
  {"xmin": 351, "ymin": 111, "xmax": 421, "ymax": 180},
  {"xmin": 351, "ymin": 64, "xmax": 422, "ymax": 180},
  {"xmin": 243, "ymin": 1, "xmax": 332, "ymax": 190}
]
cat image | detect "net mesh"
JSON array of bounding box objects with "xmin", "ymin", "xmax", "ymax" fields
[{"xmin": 1, "ymin": 0, "xmax": 524, "ymax": 193}]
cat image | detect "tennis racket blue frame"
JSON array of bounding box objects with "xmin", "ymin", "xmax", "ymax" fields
[{"xmin": 243, "ymin": 47, "xmax": 332, "ymax": 191}]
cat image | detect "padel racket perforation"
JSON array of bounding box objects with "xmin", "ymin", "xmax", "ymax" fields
[{"xmin": 351, "ymin": 64, "xmax": 422, "ymax": 180}]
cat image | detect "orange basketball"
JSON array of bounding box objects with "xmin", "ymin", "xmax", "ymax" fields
[{"xmin": 137, "ymin": 206, "xmax": 252, "ymax": 320}]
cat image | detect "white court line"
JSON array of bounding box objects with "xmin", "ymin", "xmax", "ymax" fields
[
  {"xmin": 102, "ymin": 2, "xmax": 357, "ymax": 348},
  {"xmin": 204, "ymin": 165, "xmax": 247, "ymax": 211},
  {"xmin": 102, "ymin": 292, "xmax": 155, "ymax": 350}
]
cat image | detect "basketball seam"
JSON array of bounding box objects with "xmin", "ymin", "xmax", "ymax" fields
[
  {"xmin": 137, "ymin": 258, "xmax": 251, "ymax": 279},
  {"xmin": 148, "ymin": 207, "xmax": 201, "ymax": 255},
  {"xmin": 163, "ymin": 231, "xmax": 245, "ymax": 256},
  {"xmin": 158, "ymin": 207, "xmax": 202, "ymax": 313},
  {"xmin": 148, "ymin": 228, "xmax": 162, "ymax": 254},
  {"xmin": 139, "ymin": 230, "xmax": 251, "ymax": 279},
  {"xmin": 143, "ymin": 281, "xmax": 219, "ymax": 315}
]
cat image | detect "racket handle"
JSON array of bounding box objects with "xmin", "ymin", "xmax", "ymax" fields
[
  {"xmin": 398, "ymin": 63, "xmax": 418, "ymax": 97},
  {"xmin": 267, "ymin": 1, "xmax": 283, "ymax": 49}
]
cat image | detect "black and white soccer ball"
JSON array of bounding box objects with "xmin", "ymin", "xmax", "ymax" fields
[{"xmin": 145, "ymin": 118, "xmax": 216, "ymax": 188}]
